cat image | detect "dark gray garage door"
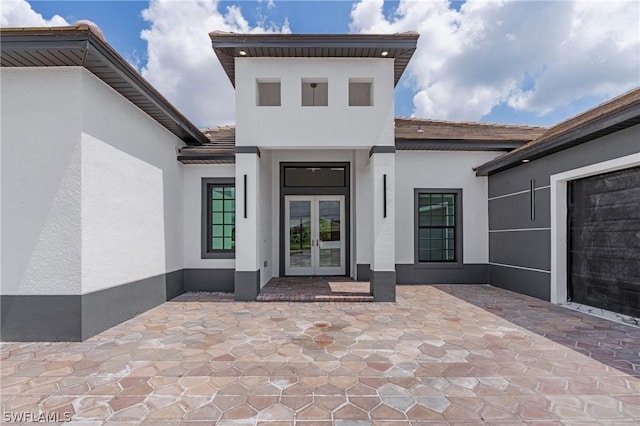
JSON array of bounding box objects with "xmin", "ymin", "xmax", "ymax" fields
[{"xmin": 568, "ymin": 166, "xmax": 640, "ymax": 318}]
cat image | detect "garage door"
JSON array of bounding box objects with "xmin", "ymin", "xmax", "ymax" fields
[{"xmin": 568, "ymin": 165, "xmax": 640, "ymax": 318}]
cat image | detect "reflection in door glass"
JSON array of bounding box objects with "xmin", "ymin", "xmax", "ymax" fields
[
  {"xmin": 318, "ymin": 200, "xmax": 341, "ymax": 267},
  {"xmin": 289, "ymin": 201, "xmax": 312, "ymax": 267}
]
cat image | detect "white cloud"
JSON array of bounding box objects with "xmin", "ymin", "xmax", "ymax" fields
[
  {"xmin": 140, "ymin": 0, "xmax": 290, "ymax": 127},
  {"xmin": 350, "ymin": 0, "xmax": 640, "ymax": 122},
  {"xmin": 258, "ymin": 0, "xmax": 276, "ymax": 10},
  {"xmin": 0, "ymin": 0, "xmax": 68, "ymax": 27}
]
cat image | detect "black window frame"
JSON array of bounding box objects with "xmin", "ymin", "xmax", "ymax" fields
[
  {"xmin": 201, "ymin": 178, "xmax": 235, "ymax": 259},
  {"xmin": 414, "ymin": 188, "xmax": 463, "ymax": 268}
]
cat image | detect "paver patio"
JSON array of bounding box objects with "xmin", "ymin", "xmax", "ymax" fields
[{"xmin": 1, "ymin": 284, "xmax": 639, "ymax": 425}]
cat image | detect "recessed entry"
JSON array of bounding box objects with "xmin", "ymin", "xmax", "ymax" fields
[
  {"xmin": 349, "ymin": 78, "xmax": 373, "ymax": 106},
  {"xmin": 256, "ymin": 79, "xmax": 281, "ymax": 106},
  {"xmin": 302, "ymin": 78, "xmax": 328, "ymax": 106}
]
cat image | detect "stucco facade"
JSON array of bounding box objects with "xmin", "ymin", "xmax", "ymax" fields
[
  {"xmin": 1, "ymin": 67, "xmax": 185, "ymax": 340},
  {"xmin": 1, "ymin": 26, "xmax": 638, "ymax": 341}
]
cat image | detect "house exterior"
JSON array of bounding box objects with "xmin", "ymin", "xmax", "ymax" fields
[{"xmin": 1, "ymin": 24, "xmax": 638, "ymax": 341}]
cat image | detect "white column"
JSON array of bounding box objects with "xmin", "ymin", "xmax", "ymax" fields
[
  {"xmin": 234, "ymin": 151, "xmax": 261, "ymax": 300},
  {"xmin": 369, "ymin": 150, "xmax": 396, "ymax": 301}
]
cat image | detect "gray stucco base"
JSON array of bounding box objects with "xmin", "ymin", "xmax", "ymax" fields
[
  {"xmin": 396, "ymin": 264, "xmax": 488, "ymax": 284},
  {"xmin": 489, "ymin": 264, "xmax": 551, "ymax": 301},
  {"xmin": 1, "ymin": 295, "xmax": 82, "ymax": 342},
  {"xmin": 370, "ymin": 270, "xmax": 396, "ymax": 302},
  {"xmin": 1, "ymin": 270, "xmax": 185, "ymax": 342},
  {"xmin": 81, "ymin": 270, "xmax": 184, "ymax": 340},
  {"xmin": 358, "ymin": 264, "xmax": 488, "ymax": 284},
  {"xmin": 235, "ymin": 270, "xmax": 260, "ymax": 301},
  {"xmin": 184, "ymin": 268, "xmax": 234, "ymax": 293},
  {"xmin": 356, "ymin": 264, "xmax": 370, "ymax": 281}
]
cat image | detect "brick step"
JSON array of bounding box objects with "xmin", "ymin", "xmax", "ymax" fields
[{"xmin": 256, "ymin": 294, "xmax": 374, "ymax": 302}]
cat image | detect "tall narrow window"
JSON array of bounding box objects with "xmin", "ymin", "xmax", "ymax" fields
[
  {"xmin": 202, "ymin": 178, "xmax": 235, "ymax": 258},
  {"xmin": 349, "ymin": 78, "xmax": 373, "ymax": 106},
  {"xmin": 301, "ymin": 78, "xmax": 328, "ymax": 106},
  {"xmin": 415, "ymin": 190, "xmax": 461, "ymax": 263},
  {"xmin": 257, "ymin": 79, "xmax": 281, "ymax": 106}
]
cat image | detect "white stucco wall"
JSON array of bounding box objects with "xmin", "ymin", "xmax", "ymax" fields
[
  {"xmin": 1, "ymin": 67, "xmax": 187, "ymax": 295},
  {"xmin": 259, "ymin": 151, "xmax": 273, "ymax": 287},
  {"xmin": 354, "ymin": 149, "xmax": 372, "ymax": 268},
  {"xmin": 370, "ymin": 152, "xmax": 395, "ymax": 271},
  {"xmin": 395, "ymin": 151, "xmax": 502, "ymax": 265},
  {"xmin": 235, "ymin": 153, "xmax": 261, "ymax": 272},
  {"xmin": 182, "ymin": 164, "xmax": 235, "ymax": 269},
  {"xmin": 235, "ymin": 58, "xmax": 395, "ymax": 149},
  {"xmin": 1, "ymin": 67, "xmax": 83, "ymax": 295},
  {"xmin": 81, "ymin": 70, "xmax": 185, "ymax": 293}
]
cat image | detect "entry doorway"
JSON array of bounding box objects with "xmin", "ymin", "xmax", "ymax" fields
[{"xmin": 285, "ymin": 195, "xmax": 345, "ymax": 275}]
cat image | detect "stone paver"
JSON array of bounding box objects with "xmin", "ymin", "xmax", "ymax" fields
[{"xmin": 1, "ymin": 284, "xmax": 639, "ymax": 424}]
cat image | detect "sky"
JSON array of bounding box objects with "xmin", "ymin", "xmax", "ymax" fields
[{"xmin": 2, "ymin": 0, "xmax": 639, "ymax": 129}]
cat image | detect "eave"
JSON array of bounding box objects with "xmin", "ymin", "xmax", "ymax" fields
[
  {"xmin": 395, "ymin": 139, "xmax": 525, "ymax": 152},
  {"xmin": 210, "ymin": 31, "xmax": 420, "ymax": 87},
  {"xmin": 0, "ymin": 25, "xmax": 207, "ymax": 146},
  {"xmin": 475, "ymin": 98, "xmax": 640, "ymax": 176}
]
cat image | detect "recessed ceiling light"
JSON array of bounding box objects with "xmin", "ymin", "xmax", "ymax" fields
[
  {"xmin": 238, "ymin": 50, "xmax": 247, "ymax": 56},
  {"xmin": 381, "ymin": 51, "xmax": 389, "ymax": 57},
  {"xmin": 522, "ymin": 159, "xmax": 530, "ymax": 163}
]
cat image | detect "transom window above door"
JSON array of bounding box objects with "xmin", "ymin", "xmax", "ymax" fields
[{"xmin": 283, "ymin": 166, "xmax": 346, "ymax": 187}]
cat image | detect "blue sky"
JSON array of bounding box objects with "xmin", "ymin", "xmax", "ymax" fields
[{"xmin": 6, "ymin": 0, "xmax": 640, "ymax": 128}]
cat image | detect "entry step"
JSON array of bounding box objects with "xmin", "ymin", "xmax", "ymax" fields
[{"xmin": 257, "ymin": 277, "xmax": 374, "ymax": 302}]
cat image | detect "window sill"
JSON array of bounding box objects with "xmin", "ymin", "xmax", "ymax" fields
[
  {"xmin": 413, "ymin": 261, "xmax": 464, "ymax": 269},
  {"xmin": 202, "ymin": 251, "xmax": 235, "ymax": 260}
]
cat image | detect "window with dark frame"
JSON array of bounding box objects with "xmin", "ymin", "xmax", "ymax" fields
[
  {"xmin": 417, "ymin": 192, "xmax": 457, "ymax": 262},
  {"xmin": 206, "ymin": 182, "xmax": 235, "ymax": 254}
]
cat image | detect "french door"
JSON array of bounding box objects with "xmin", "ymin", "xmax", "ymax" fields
[{"xmin": 285, "ymin": 195, "xmax": 345, "ymax": 275}]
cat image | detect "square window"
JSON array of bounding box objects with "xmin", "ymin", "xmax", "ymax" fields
[
  {"xmin": 349, "ymin": 79, "xmax": 373, "ymax": 106},
  {"xmin": 302, "ymin": 79, "xmax": 328, "ymax": 106},
  {"xmin": 257, "ymin": 80, "xmax": 281, "ymax": 106}
]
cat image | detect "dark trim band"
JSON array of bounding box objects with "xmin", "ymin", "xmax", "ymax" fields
[
  {"xmin": 235, "ymin": 146, "xmax": 261, "ymax": 157},
  {"xmin": 369, "ymin": 146, "xmax": 396, "ymax": 157}
]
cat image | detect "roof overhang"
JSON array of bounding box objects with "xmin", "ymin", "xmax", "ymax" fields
[
  {"xmin": 474, "ymin": 100, "xmax": 640, "ymax": 176},
  {"xmin": 210, "ymin": 31, "xmax": 420, "ymax": 87},
  {"xmin": 177, "ymin": 153, "xmax": 235, "ymax": 164},
  {"xmin": 396, "ymin": 139, "xmax": 524, "ymax": 152},
  {"xmin": 0, "ymin": 25, "xmax": 207, "ymax": 146}
]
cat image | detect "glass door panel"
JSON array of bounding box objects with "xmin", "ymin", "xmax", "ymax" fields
[
  {"xmin": 318, "ymin": 200, "xmax": 342, "ymax": 268},
  {"xmin": 285, "ymin": 196, "xmax": 345, "ymax": 276},
  {"xmin": 287, "ymin": 200, "xmax": 312, "ymax": 274}
]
